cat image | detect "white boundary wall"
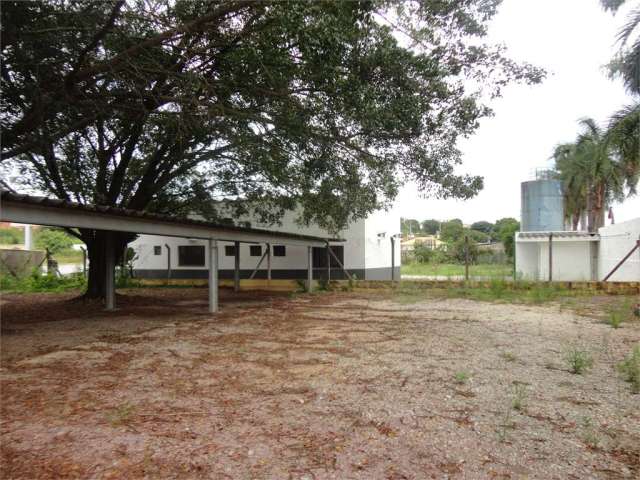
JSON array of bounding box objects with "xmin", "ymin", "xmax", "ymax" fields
[{"xmin": 598, "ymin": 218, "xmax": 640, "ymax": 281}]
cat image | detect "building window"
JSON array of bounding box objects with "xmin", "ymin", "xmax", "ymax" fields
[
  {"xmin": 250, "ymin": 245, "xmax": 262, "ymax": 257},
  {"xmin": 153, "ymin": 246, "xmax": 162, "ymax": 255},
  {"xmin": 273, "ymin": 245, "xmax": 286, "ymax": 257},
  {"xmin": 225, "ymin": 245, "xmax": 236, "ymax": 257},
  {"xmin": 178, "ymin": 245, "xmax": 205, "ymax": 266},
  {"xmin": 312, "ymin": 245, "xmax": 344, "ymax": 268}
]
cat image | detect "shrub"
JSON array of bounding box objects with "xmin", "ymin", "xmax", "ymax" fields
[
  {"xmin": 0, "ymin": 269, "xmax": 85, "ymax": 293},
  {"xmin": 453, "ymin": 371, "xmax": 470, "ymax": 384},
  {"xmin": 565, "ymin": 347, "xmax": 593, "ymax": 374},
  {"xmin": 413, "ymin": 243, "xmax": 434, "ymax": 263},
  {"xmin": 35, "ymin": 228, "xmax": 74, "ymax": 254},
  {"xmin": 617, "ymin": 345, "xmax": 640, "ymax": 393},
  {"xmin": 0, "ymin": 227, "xmax": 22, "ymax": 245},
  {"xmin": 446, "ymin": 238, "xmax": 479, "ymax": 264}
]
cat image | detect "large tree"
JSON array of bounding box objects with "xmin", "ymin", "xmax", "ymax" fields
[{"xmin": 1, "ymin": 0, "xmax": 543, "ymax": 299}]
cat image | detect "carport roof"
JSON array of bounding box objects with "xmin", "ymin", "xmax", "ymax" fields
[{"xmin": 0, "ymin": 191, "xmax": 343, "ymax": 246}]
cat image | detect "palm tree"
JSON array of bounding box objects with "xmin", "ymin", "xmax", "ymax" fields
[
  {"xmin": 553, "ymin": 118, "xmax": 633, "ymax": 232},
  {"xmin": 600, "ymin": 1, "xmax": 640, "ymax": 208},
  {"xmin": 602, "ymin": 0, "xmax": 640, "ymax": 95}
]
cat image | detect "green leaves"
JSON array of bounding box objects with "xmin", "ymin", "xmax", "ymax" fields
[{"xmin": 2, "ymin": 0, "xmax": 543, "ymax": 235}]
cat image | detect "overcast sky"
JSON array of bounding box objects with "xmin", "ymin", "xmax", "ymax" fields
[{"xmin": 396, "ymin": 0, "xmax": 639, "ymax": 225}]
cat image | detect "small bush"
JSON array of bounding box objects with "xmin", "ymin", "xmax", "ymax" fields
[
  {"xmin": 617, "ymin": 345, "xmax": 640, "ymax": 394},
  {"xmin": 565, "ymin": 347, "xmax": 593, "ymax": 375},
  {"xmin": 511, "ymin": 383, "xmax": 528, "ymax": 411},
  {"xmin": 608, "ymin": 310, "xmax": 623, "ymax": 329},
  {"xmin": 35, "ymin": 228, "xmax": 74, "ymax": 255},
  {"xmin": 606, "ymin": 299, "xmax": 633, "ymax": 329},
  {"xmin": 454, "ymin": 371, "xmax": 470, "ymax": 384}
]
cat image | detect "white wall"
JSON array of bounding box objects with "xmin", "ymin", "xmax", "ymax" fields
[
  {"xmin": 598, "ymin": 218, "xmax": 640, "ymax": 281},
  {"xmin": 364, "ymin": 207, "xmax": 401, "ymax": 271},
  {"xmin": 515, "ymin": 241, "xmax": 538, "ymax": 280},
  {"xmin": 515, "ymin": 235, "xmax": 596, "ymax": 281},
  {"xmin": 130, "ymin": 205, "xmax": 403, "ymax": 274},
  {"xmin": 537, "ymin": 241, "xmax": 594, "ymax": 281}
]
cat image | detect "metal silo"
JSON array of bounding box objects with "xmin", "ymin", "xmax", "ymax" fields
[{"xmin": 521, "ymin": 179, "xmax": 564, "ymax": 232}]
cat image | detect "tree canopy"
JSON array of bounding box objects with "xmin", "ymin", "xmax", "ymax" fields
[
  {"xmin": 2, "ymin": 0, "xmax": 543, "ymax": 230},
  {"xmin": 0, "ymin": 0, "xmax": 543, "ymax": 298}
]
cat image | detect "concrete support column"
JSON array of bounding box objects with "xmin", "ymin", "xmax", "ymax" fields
[
  {"xmin": 208, "ymin": 239, "xmax": 218, "ymax": 313},
  {"xmin": 234, "ymin": 240, "xmax": 240, "ymax": 292},
  {"xmin": 548, "ymin": 233, "xmax": 553, "ymax": 283},
  {"xmin": 266, "ymin": 243, "xmax": 271, "ymax": 281},
  {"xmin": 307, "ymin": 246, "xmax": 313, "ymax": 292},
  {"xmin": 391, "ymin": 236, "xmax": 396, "ymax": 281},
  {"xmin": 105, "ymin": 232, "xmax": 116, "ymax": 311},
  {"xmin": 24, "ymin": 224, "xmax": 33, "ymax": 250}
]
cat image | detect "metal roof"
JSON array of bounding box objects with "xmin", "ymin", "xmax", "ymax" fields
[
  {"xmin": 0, "ymin": 191, "xmax": 343, "ymax": 245},
  {"xmin": 517, "ymin": 231, "xmax": 600, "ymax": 240}
]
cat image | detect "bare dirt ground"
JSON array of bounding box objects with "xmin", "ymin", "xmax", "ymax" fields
[{"xmin": 1, "ymin": 288, "xmax": 639, "ymax": 479}]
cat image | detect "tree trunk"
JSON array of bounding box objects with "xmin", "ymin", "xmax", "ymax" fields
[{"xmin": 82, "ymin": 230, "xmax": 135, "ymax": 299}]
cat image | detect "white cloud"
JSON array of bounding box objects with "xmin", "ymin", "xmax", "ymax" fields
[{"xmin": 397, "ymin": 0, "xmax": 640, "ymax": 224}]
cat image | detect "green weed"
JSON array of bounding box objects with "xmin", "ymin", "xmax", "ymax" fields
[
  {"xmin": 565, "ymin": 347, "xmax": 593, "ymax": 375},
  {"xmin": 580, "ymin": 416, "xmax": 600, "ymax": 449},
  {"xmin": 511, "ymin": 383, "xmax": 528, "ymax": 411},
  {"xmin": 617, "ymin": 345, "xmax": 640, "ymax": 394},
  {"xmin": 501, "ymin": 351, "xmax": 517, "ymax": 362},
  {"xmin": 0, "ymin": 269, "xmax": 86, "ymax": 293},
  {"xmin": 454, "ymin": 371, "xmax": 470, "ymax": 384}
]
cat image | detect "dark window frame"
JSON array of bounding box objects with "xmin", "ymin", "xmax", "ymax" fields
[
  {"xmin": 153, "ymin": 245, "xmax": 162, "ymax": 255},
  {"xmin": 313, "ymin": 245, "xmax": 344, "ymax": 268},
  {"xmin": 250, "ymin": 245, "xmax": 262, "ymax": 257},
  {"xmin": 178, "ymin": 245, "xmax": 205, "ymax": 267},
  {"xmin": 224, "ymin": 245, "xmax": 237, "ymax": 257},
  {"xmin": 273, "ymin": 245, "xmax": 286, "ymax": 257}
]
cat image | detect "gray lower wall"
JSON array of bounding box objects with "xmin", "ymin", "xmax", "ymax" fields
[{"xmin": 133, "ymin": 266, "xmax": 399, "ymax": 281}]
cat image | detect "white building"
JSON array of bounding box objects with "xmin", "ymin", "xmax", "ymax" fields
[
  {"xmin": 130, "ymin": 207, "xmax": 401, "ymax": 281},
  {"xmin": 515, "ymin": 217, "xmax": 640, "ymax": 282}
]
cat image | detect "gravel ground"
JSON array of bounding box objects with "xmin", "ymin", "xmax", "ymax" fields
[{"xmin": 1, "ymin": 288, "xmax": 639, "ymax": 479}]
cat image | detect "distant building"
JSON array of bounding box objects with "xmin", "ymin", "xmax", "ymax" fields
[
  {"xmin": 400, "ymin": 235, "xmax": 443, "ymax": 253},
  {"xmin": 131, "ymin": 206, "xmax": 402, "ymax": 281}
]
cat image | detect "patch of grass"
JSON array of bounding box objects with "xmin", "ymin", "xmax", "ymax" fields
[
  {"xmin": 565, "ymin": 347, "xmax": 593, "ymax": 375},
  {"xmin": 401, "ymin": 262, "xmax": 512, "ymax": 278},
  {"xmin": 606, "ymin": 298, "xmax": 634, "ymax": 329},
  {"xmin": 501, "ymin": 351, "xmax": 517, "ymax": 362},
  {"xmin": 496, "ymin": 408, "xmax": 514, "ymax": 443},
  {"xmin": 580, "ymin": 416, "xmax": 600, "ymax": 449},
  {"xmin": 511, "ymin": 383, "xmax": 528, "ymax": 411},
  {"xmin": 0, "ymin": 270, "xmax": 86, "ymax": 293},
  {"xmin": 453, "ymin": 371, "xmax": 470, "ymax": 384},
  {"xmin": 53, "ymin": 248, "xmax": 84, "ymax": 264},
  {"xmin": 617, "ymin": 345, "xmax": 640, "ymax": 394},
  {"xmin": 106, "ymin": 402, "xmax": 135, "ymax": 426}
]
